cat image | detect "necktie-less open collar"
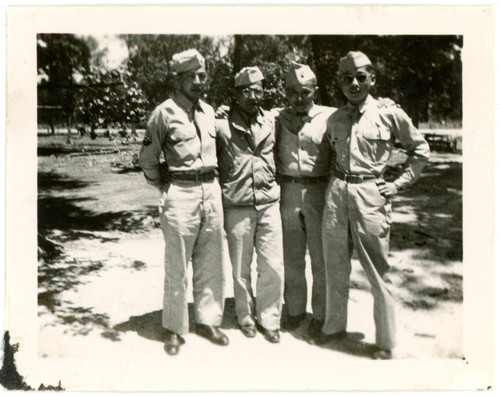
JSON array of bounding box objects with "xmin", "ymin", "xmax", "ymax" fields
[
  {"xmin": 173, "ymin": 92, "xmax": 205, "ymax": 115},
  {"xmin": 347, "ymin": 95, "xmax": 375, "ymax": 116},
  {"xmin": 231, "ymin": 106, "xmax": 264, "ymax": 131},
  {"xmin": 294, "ymin": 103, "xmax": 320, "ymax": 123},
  {"xmin": 193, "ymin": 100, "xmax": 203, "ymax": 113}
]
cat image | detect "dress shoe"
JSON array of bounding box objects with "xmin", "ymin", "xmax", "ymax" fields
[
  {"xmin": 307, "ymin": 318, "xmax": 324, "ymax": 339},
  {"xmin": 240, "ymin": 324, "xmax": 257, "ymax": 338},
  {"xmin": 195, "ymin": 323, "xmax": 229, "ymax": 346},
  {"xmin": 311, "ymin": 330, "xmax": 347, "ymax": 345},
  {"xmin": 257, "ymin": 324, "xmax": 280, "ymax": 343},
  {"xmin": 163, "ymin": 330, "xmax": 184, "ymax": 356},
  {"xmin": 284, "ymin": 313, "xmax": 306, "ymax": 331},
  {"xmin": 372, "ymin": 348, "xmax": 392, "ymax": 360}
]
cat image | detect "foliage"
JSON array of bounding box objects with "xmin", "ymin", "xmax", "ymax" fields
[
  {"xmin": 75, "ymin": 67, "xmax": 149, "ymax": 131},
  {"xmin": 37, "ymin": 34, "xmax": 93, "ymax": 130},
  {"xmin": 37, "ymin": 34, "xmax": 91, "ymax": 89},
  {"xmin": 232, "ymin": 35, "xmax": 302, "ymax": 110},
  {"xmin": 37, "ymin": 34, "xmax": 462, "ymax": 132},
  {"xmin": 37, "ymin": 34, "xmax": 148, "ymax": 133},
  {"xmin": 304, "ymin": 35, "xmax": 463, "ymax": 125},
  {"xmin": 121, "ymin": 34, "xmax": 218, "ymax": 109}
]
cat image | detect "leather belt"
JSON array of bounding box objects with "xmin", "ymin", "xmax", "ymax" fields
[
  {"xmin": 166, "ymin": 171, "xmax": 216, "ymax": 182},
  {"xmin": 278, "ymin": 174, "xmax": 329, "ymax": 184},
  {"xmin": 332, "ymin": 168, "xmax": 377, "ymax": 184}
]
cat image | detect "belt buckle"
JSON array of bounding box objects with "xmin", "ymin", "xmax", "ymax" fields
[{"xmin": 347, "ymin": 174, "xmax": 363, "ymax": 183}]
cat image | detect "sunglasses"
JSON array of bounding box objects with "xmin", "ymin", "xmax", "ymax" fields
[
  {"xmin": 240, "ymin": 87, "xmax": 264, "ymax": 98},
  {"xmin": 340, "ymin": 73, "xmax": 371, "ymax": 85}
]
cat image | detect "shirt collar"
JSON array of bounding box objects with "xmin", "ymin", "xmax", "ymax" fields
[
  {"xmin": 231, "ymin": 106, "xmax": 264, "ymax": 131},
  {"xmin": 346, "ymin": 95, "xmax": 375, "ymax": 115},
  {"xmin": 305, "ymin": 103, "xmax": 322, "ymax": 118},
  {"xmin": 281, "ymin": 103, "xmax": 318, "ymax": 122},
  {"xmin": 173, "ymin": 91, "xmax": 204, "ymax": 114}
]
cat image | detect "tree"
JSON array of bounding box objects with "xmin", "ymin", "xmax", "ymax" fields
[
  {"xmin": 117, "ymin": 34, "xmax": 462, "ymax": 126},
  {"xmin": 37, "ymin": 34, "xmax": 92, "ymax": 134},
  {"xmin": 304, "ymin": 35, "xmax": 462, "ymax": 126},
  {"xmin": 75, "ymin": 67, "xmax": 149, "ymax": 136},
  {"xmin": 232, "ymin": 35, "xmax": 301, "ymax": 109},
  {"xmin": 121, "ymin": 34, "xmax": 219, "ymax": 110}
]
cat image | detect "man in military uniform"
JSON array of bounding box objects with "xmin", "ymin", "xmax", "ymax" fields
[
  {"xmin": 319, "ymin": 51, "xmax": 430, "ymax": 359},
  {"xmin": 139, "ymin": 49, "xmax": 228, "ymax": 356},
  {"xmin": 275, "ymin": 62, "xmax": 335, "ymax": 340},
  {"xmin": 216, "ymin": 67, "xmax": 284, "ymax": 343}
]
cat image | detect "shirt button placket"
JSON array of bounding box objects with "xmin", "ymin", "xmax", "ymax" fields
[{"xmin": 298, "ymin": 133, "xmax": 303, "ymax": 174}]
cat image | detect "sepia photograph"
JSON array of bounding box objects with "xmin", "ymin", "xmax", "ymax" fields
[{"xmin": 3, "ymin": 4, "xmax": 495, "ymax": 392}]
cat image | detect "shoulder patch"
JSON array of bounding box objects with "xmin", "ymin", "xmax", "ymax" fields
[{"xmin": 143, "ymin": 129, "xmax": 152, "ymax": 146}]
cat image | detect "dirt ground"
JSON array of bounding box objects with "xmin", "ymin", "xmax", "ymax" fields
[{"xmin": 34, "ymin": 134, "xmax": 463, "ymax": 389}]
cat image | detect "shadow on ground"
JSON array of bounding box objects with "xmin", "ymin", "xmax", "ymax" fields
[
  {"xmin": 387, "ymin": 161, "xmax": 462, "ymax": 262},
  {"xmin": 280, "ymin": 312, "xmax": 372, "ymax": 358},
  {"xmin": 37, "ymin": 139, "xmax": 139, "ymax": 157},
  {"xmin": 112, "ymin": 302, "xmax": 374, "ymax": 358},
  {"xmin": 38, "ymin": 171, "xmax": 94, "ymax": 192},
  {"xmin": 38, "ymin": 172, "xmax": 159, "ymax": 242},
  {"xmin": 359, "ymin": 161, "xmax": 464, "ymax": 310},
  {"xmin": 38, "ymin": 195, "xmax": 158, "ymax": 236},
  {"xmin": 113, "ymin": 298, "xmax": 242, "ymax": 344}
]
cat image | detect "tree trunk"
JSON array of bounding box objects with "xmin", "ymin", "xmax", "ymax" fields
[
  {"xmin": 50, "ymin": 111, "xmax": 55, "ymax": 135},
  {"xmin": 233, "ymin": 35, "xmax": 243, "ymax": 74},
  {"xmin": 66, "ymin": 113, "xmax": 72, "ymax": 144},
  {"xmin": 310, "ymin": 36, "xmax": 330, "ymax": 106}
]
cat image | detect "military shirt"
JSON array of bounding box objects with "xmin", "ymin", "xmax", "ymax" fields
[
  {"xmin": 138, "ymin": 92, "xmax": 217, "ymax": 189},
  {"xmin": 276, "ymin": 104, "xmax": 336, "ymax": 177},
  {"xmin": 325, "ymin": 95, "xmax": 430, "ymax": 190},
  {"xmin": 216, "ymin": 107, "xmax": 280, "ymax": 209}
]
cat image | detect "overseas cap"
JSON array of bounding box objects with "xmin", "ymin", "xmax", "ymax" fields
[
  {"xmin": 338, "ymin": 51, "xmax": 372, "ymax": 74},
  {"xmin": 170, "ymin": 49, "xmax": 205, "ymax": 74},
  {"xmin": 285, "ymin": 61, "xmax": 317, "ymax": 86},
  {"xmin": 234, "ymin": 66, "xmax": 264, "ymax": 87}
]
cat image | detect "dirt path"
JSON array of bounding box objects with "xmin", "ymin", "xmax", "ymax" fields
[
  {"xmin": 38, "ymin": 223, "xmax": 462, "ymax": 358},
  {"xmin": 34, "ymin": 140, "xmax": 463, "ymax": 389}
]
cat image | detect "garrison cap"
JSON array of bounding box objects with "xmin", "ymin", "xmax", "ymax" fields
[
  {"xmin": 234, "ymin": 66, "xmax": 264, "ymax": 87},
  {"xmin": 338, "ymin": 51, "xmax": 372, "ymax": 74},
  {"xmin": 285, "ymin": 61, "xmax": 317, "ymax": 86},
  {"xmin": 170, "ymin": 49, "xmax": 205, "ymax": 74}
]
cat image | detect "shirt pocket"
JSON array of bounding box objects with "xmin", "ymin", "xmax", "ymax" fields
[
  {"xmin": 362, "ymin": 123, "xmax": 391, "ymax": 141},
  {"xmin": 169, "ymin": 126, "xmax": 197, "ymax": 142},
  {"xmin": 332, "ymin": 121, "xmax": 350, "ymax": 142}
]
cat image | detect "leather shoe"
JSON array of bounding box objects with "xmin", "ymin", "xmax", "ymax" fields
[
  {"xmin": 307, "ymin": 319, "xmax": 324, "ymax": 339},
  {"xmin": 240, "ymin": 324, "xmax": 257, "ymax": 338},
  {"xmin": 163, "ymin": 330, "xmax": 184, "ymax": 356},
  {"xmin": 372, "ymin": 348, "xmax": 392, "ymax": 360},
  {"xmin": 311, "ymin": 330, "xmax": 347, "ymax": 345},
  {"xmin": 257, "ymin": 324, "xmax": 280, "ymax": 343},
  {"xmin": 195, "ymin": 323, "xmax": 229, "ymax": 346},
  {"xmin": 284, "ymin": 313, "xmax": 306, "ymax": 330}
]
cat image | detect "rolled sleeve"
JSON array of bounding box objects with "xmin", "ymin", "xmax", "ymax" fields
[{"xmin": 391, "ymin": 109, "xmax": 430, "ymax": 190}]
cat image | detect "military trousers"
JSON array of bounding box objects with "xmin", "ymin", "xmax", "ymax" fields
[
  {"xmin": 322, "ymin": 178, "xmax": 396, "ymax": 350},
  {"xmin": 159, "ymin": 178, "xmax": 225, "ymax": 336},
  {"xmin": 224, "ymin": 202, "xmax": 284, "ymax": 330},
  {"xmin": 280, "ymin": 181, "xmax": 327, "ymax": 321}
]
